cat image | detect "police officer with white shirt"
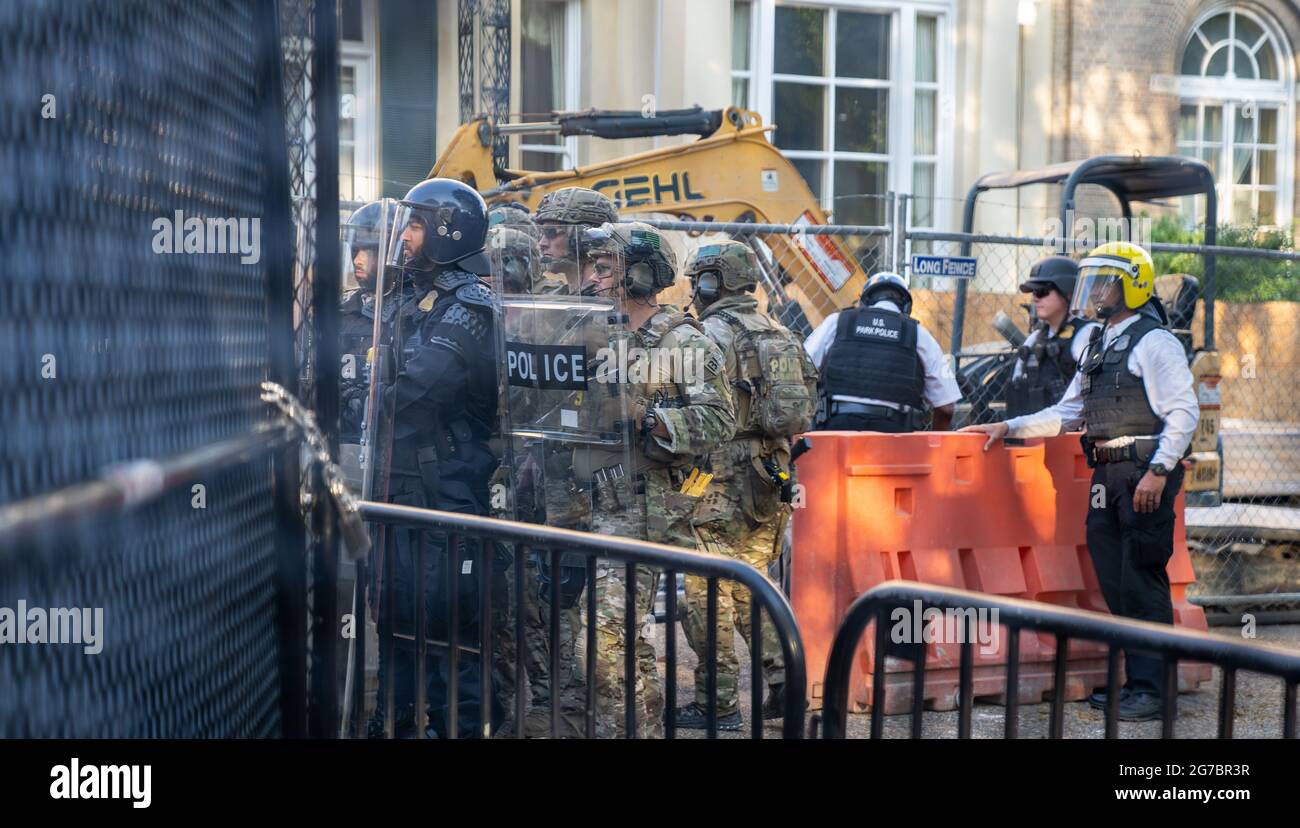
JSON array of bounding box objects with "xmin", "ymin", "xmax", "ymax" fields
[
  {"xmin": 1005, "ymin": 256, "xmax": 1101, "ymax": 417},
  {"xmin": 805, "ymin": 272, "xmax": 962, "ymax": 432},
  {"xmin": 962, "ymin": 242, "xmax": 1199, "ymax": 722}
]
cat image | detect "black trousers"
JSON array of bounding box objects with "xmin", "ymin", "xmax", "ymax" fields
[
  {"xmin": 819, "ymin": 413, "xmax": 912, "ymax": 433},
  {"xmin": 369, "ymin": 473, "xmax": 497, "ymax": 738},
  {"xmin": 1084, "ymin": 459, "xmax": 1185, "ymax": 696}
]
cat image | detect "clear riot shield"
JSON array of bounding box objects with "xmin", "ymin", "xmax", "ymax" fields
[
  {"xmin": 494, "ymin": 226, "xmax": 633, "ymax": 528},
  {"xmin": 339, "ymin": 196, "xmax": 397, "ymax": 736},
  {"xmin": 359, "ymin": 197, "xmax": 422, "ymax": 504},
  {"xmin": 535, "ymin": 221, "xmax": 590, "ymax": 297},
  {"xmin": 337, "ymin": 198, "xmax": 397, "ymax": 495}
]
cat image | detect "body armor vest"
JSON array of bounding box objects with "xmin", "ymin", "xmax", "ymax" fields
[
  {"xmin": 340, "ymin": 289, "xmax": 375, "ymax": 361},
  {"xmin": 1080, "ymin": 316, "xmax": 1164, "ymax": 442},
  {"xmin": 1005, "ymin": 316, "xmax": 1089, "ymax": 417},
  {"xmin": 820, "ymin": 306, "xmax": 925, "ymax": 408}
]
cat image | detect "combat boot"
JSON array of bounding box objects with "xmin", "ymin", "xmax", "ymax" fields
[{"xmin": 674, "ymin": 702, "xmax": 743, "ymax": 732}]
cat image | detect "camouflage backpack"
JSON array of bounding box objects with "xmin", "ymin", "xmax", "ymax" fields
[{"xmin": 711, "ymin": 308, "xmax": 818, "ymax": 438}]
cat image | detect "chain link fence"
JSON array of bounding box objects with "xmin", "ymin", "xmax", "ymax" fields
[{"xmin": 0, "ymin": 0, "xmax": 310, "ymax": 736}]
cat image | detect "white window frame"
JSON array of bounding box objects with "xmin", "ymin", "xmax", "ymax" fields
[
  {"xmin": 1175, "ymin": 5, "xmax": 1295, "ymax": 229},
  {"xmin": 518, "ymin": 0, "xmax": 581, "ymax": 170},
  {"xmin": 731, "ymin": 0, "xmax": 760, "ymax": 109},
  {"xmin": 745, "ymin": 0, "xmax": 955, "ymax": 228},
  {"xmin": 340, "ymin": 0, "xmax": 378, "ymax": 202}
]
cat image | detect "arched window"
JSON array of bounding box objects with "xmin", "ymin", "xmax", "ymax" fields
[{"xmin": 1176, "ymin": 7, "xmax": 1294, "ymax": 227}]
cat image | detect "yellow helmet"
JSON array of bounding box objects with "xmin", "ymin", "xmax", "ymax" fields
[{"xmin": 1071, "ymin": 241, "xmax": 1156, "ymax": 320}]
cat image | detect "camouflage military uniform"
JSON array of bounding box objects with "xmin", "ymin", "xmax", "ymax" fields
[
  {"xmin": 685, "ymin": 293, "xmax": 795, "ymax": 713},
  {"xmin": 578, "ymin": 304, "xmax": 736, "ymax": 737}
]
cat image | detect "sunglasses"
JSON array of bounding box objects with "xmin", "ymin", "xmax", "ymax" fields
[{"xmin": 1030, "ymin": 286, "xmax": 1055, "ymax": 299}]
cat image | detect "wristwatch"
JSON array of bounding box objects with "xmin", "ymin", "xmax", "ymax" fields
[{"xmin": 1148, "ymin": 463, "xmax": 1170, "ymax": 477}]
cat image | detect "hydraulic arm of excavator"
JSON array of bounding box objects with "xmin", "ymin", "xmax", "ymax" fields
[{"xmin": 427, "ymin": 106, "xmax": 878, "ymax": 333}]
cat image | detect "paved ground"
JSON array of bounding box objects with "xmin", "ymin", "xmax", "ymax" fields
[{"xmin": 649, "ymin": 620, "xmax": 1300, "ymax": 739}]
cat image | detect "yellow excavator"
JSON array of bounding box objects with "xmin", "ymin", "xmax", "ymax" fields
[{"xmin": 427, "ymin": 105, "xmax": 879, "ymax": 335}]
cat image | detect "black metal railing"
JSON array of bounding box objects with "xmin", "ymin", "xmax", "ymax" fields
[
  {"xmin": 355, "ymin": 501, "xmax": 807, "ymax": 739},
  {"xmin": 820, "ymin": 581, "xmax": 1300, "ymax": 740}
]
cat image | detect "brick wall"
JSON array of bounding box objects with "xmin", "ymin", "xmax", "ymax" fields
[{"xmin": 1050, "ymin": 0, "xmax": 1300, "ymax": 228}]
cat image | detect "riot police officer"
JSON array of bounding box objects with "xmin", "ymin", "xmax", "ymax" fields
[
  {"xmin": 368, "ymin": 178, "xmax": 500, "ymax": 739},
  {"xmin": 804, "ymin": 272, "xmax": 961, "ymax": 432},
  {"xmin": 1005, "ymin": 256, "xmax": 1100, "ymax": 417},
  {"xmin": 962, "ymin": 242, "xmax": 1199, "ymax": 722}
]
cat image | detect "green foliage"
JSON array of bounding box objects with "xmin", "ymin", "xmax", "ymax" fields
[{"xmin": 1147, "ymin": 214, "xmax": 1299, "ymax": 302}]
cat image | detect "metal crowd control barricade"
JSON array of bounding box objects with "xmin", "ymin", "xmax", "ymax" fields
[
  {"xmin": 819, "ymin": 582, "xmax": 1300, "ymax": 740},
  {"xmin": 356, "ymin": 501, "xmax": 807, "ymax": 739}
]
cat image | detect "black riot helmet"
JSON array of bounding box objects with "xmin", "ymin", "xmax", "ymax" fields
[
  {"xmin": 1020, "ymin": 255, "xmax": 1080, "ymax": 301},
  {"xmin": 342, "ymin": 199, "xmax": 398, "ymax": 292},
  {"xmin": 344, "ymin": 199, "xmax": 397, "ymax": 251},
  {"xmin": 389, "ymin": 178, "xmax": 492, "ymax": 276}
]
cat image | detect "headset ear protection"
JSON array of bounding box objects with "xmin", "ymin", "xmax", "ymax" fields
[
  {"xmin": 692, "ymin": 270, "xmax": 721, "ymax": 302},
  {"xmin": 622, "ymin": 243, "xmax": 675, "ymax": 297},
  {"xmin": 624, "ymin": 260, "xmax": 657, "ymax": 297}
]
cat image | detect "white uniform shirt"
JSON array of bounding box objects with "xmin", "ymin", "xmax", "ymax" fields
[
  {"xmin": 804, "ymin": 299, "xmax": 963, "ymax": 410},
  {"xmin": 1003, "ymin": 313, "xmax": 1199, "ymax": 469},
  {"xmin": 1009, "ymin": 318, "xmax": 1100, "ymax": 381}
]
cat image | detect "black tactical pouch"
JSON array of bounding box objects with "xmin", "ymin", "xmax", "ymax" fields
[{"xmin": 534, "ymin": 550, "xmax": 589, "ymax": 610}]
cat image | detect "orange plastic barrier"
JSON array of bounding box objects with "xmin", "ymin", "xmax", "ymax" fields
[{"xmin": 790, "ymin": 431, "xmax": 1211, "ymax": 714}]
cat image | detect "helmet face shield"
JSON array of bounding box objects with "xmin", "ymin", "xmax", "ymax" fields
[
  {"xmin": 343, "ymin": 230, "xmax": 379, "ymax": 291},
  {"xmin": 576, "ymin": 226, "xmax": 624, "ymax": 298},
  {"xmin": 537, "ymin": 222, "xmax": 588, "ymax": 267},
  {"xmin": 342, "ymin": 199, "xmax": 397, "ymax": 292},
  {"xmin": 1071, "ymin": 264, "xmax": 1128, "ymax": 320},
  {"xmin": 387, "ymin": 204, "xmax": 426, "ymax": 271},
  {"xmin": 387, "ymin": 179, "xmax": 490, "ymax": 272}
]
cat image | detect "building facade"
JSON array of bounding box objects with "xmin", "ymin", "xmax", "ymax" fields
[{"xmin": 339, "ymin": 0, "xmax": 1298, "ymax": 236}]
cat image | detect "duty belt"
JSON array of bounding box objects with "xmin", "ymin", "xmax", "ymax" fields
[
  {"xmin": 390, "ymin": 419, "xmax": 478, "ymax": 474},
  {"xmin": 829, "ymin": 401, "xmax": 910, "ymax": 421},
  {"xmin": 1087, "ymin": 436, "xmax": 1159, "ymax": 465}
]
